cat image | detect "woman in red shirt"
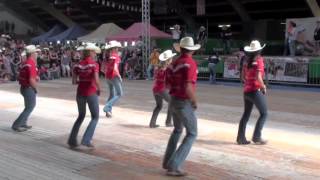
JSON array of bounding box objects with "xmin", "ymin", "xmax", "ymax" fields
[
  {"xmin": 149, "ymin": 50, "xmax": 176, "ymax": 128},
  {"xmin": 68, "ymin": 43, "xmax": 101, "ymax": 149},
  {"xmin": 237, "ymin": 40, "xmax": 268, "ymax": 145}
]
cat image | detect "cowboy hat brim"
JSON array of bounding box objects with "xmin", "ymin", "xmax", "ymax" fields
[
  {"xmin": 159, "ymin": 52, "xmax": 177, "ymax": 62},
  {"xmin": 244, "ymin": 44, "xmax": 266, "ymax": 52}
]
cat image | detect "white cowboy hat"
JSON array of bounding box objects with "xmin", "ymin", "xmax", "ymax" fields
[
  {"xmin": 76, "ymin": 46, "xmax": 84, "ymax": 51},
  {"xmin": 101, "ymin": 43, "xmax": 111, "ymax": 50},
  {"xmin": 25, "ymin": 45, "xmax": 38, "ymax": 54},
  {"xmin": 84, "ymin": 42, "xmax": 101, "ymax": 54},
  {"xmin": 159, "ymin": 50, "xmax": 177, "ymax": 61},
  {"xmin": 108, "ymin": 40, "xmax": 122, "ymax": 49},
  {"xmin": 244, "ymin": 40, "xmax": 266, "ymax": 52},
  {"xmin": 174, "ymin": 37, "xmax": 201, "ymax": 52},
  {"xmin": 21, "ymin": 50, "xmax": 26, "ymax": 57}
]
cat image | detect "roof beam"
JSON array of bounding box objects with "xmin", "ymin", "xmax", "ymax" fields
[
  {"xmin": 70, "ymin": 0, "xmax": 102, "ymax": 25},
  {"xmin": 29, "ymin": 0, "xmax": 76, "ymax": 28},
  {"xmin": 226, "ymin": 0, "xmax": 251, "ymax": 21},
  {"xmin": 1, "ymin": 0, "xmax": 47, "ymax": 31},
  {"xmin": 305, "ymin": 0, "xmax": 320, "ymax": 16},
  {"xmin": 168, "ymin": 0, "xmax": 197, "ymax": 31}
]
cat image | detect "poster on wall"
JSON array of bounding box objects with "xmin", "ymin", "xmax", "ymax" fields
[
  {"xmin": 223, "ymin": 56, "xmax": 309, "ymax": 83},
  {"xmin": 223, "ymin": 56, "xmax": 241, "ymax": 79},
  {"xmin": 286, "ymin": 17, "xmax": 320, "ymax": 56},
  {"xmin": 265, "ymin": 56, "xmax": 309, "ymax": 83}
]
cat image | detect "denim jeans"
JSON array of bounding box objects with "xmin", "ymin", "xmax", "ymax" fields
[
  {"xmin": 208, "ymin": 63, "xmax": 216, "ymax": 84},
  {"xmin": 149, "ymin": 91, "xmax": 172, "ymax": 126},
  {"xmin": 68, "ymin": 94, "xmax": 99, "ymax": 146},
  {"xmin": 147, "ymin": 64, "xmax": 154, "ymax": 80},
  {"xmin": 163, "ymin": 97, "xmax": 197, "ymax": 171},
  {"xmin": 12, "ymin": 87, "xmax": 36, "ymax": 128},
  {"xmin": 237, "ymin": 91, "xmax": 268, "ymax": 141},
  {"xmin": 288, "ymin": 40, "xmax": 296, "ymax": 56},
  {"xmin": 103, "ymin": 77, "xmax": 123, "ymax": 113}
]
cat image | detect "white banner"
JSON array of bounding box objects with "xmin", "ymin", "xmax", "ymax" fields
[{"xmin": 223, "ymin": 56, "xmax": 309, "ymax": 83}]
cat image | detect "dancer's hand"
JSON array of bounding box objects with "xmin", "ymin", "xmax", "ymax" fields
[
  {"xmin": 191, "ymin": 100, "xmax": 198, "ymax": 110},
  {"xmin": 97, "ymin": 90, "xmax": 101, "ymax": 96},
  {"xmin": 261, "ymin": 85, "xmax": 267, "ymax": 95}
]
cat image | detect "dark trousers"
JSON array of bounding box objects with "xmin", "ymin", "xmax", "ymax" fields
[
  {"xmin": 237, "ymin": 91, "xmax": 268, "ymax": 141},
  {"xmin": 68, "ymin": 94, "xmax": 99, "ymax": 146},
  {"xmin": 149, "ymin": 91, "xmax": 172, "ymax": 126},
  {"xmin": 12, "ymin": 87, "xmax": 36, "ymax": 128}
]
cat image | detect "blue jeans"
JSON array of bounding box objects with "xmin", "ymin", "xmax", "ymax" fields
[
  {"xmin": 163, "ymin": 97, "xmax": 197, "ymax": 171},
  {"xmin": 208, "ymin": 63, "xmax": 216, "ymax": 84},
  {"xmin": 149, "ymin": 91, "xmax": 172, "ymax": 126},
  {"xmin": 103, "ymin": 77, "xmax": 123, "ymax": 113},
  {"xmin": 237, "ymin": 91, "xmax": 268, "ymax": 141},
  {"xmin": 147, "ymin": 64, "xmax": 154, "ymax": 80},
  {"xmin": 68, "ymin": 94, "xmax": 99, "ymax": 146},
  {"xmin": 12, "ymin": 87, "xmax": 36, "ymax": 128}
]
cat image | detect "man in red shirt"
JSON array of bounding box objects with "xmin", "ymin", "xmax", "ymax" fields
[
  {"xmin": 103, "ymin": 41, "xmax": 123, "ymax": 118},
  {"xmin": 163, "ymin": 37, "xmax": 200, "ymax": 176},
  {"xmin": 68, "ymin": 43, "xmax": 101, "ymax": 148},
  {"xmin": 12, "ymin": 45, "xmax": 39, "ymax": 132}
]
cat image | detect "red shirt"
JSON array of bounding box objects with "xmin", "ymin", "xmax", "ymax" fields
[
  {"xmin": 243, "ymin": 56, "xmax": 265, "ymax": 93},
  {"xmin": 105, "ymin": 52, "xmax": 120, "ymax": 79},
  {"xmin": 166, "ymin": 54, "xmax": 198, "ymax": 100},
  {"xmin": 73, "ymin": 57, "xmax": 99, "ymax": 96},
  {"xmin": 153, "ymin": 68, "xmax": 167, "ymax": 93},
  {"xmin": 18, "ymin": 57, "xmax": 37, "ymax": 88}
]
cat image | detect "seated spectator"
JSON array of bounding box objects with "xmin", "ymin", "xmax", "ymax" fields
[
  {"xmin": 48, "ymin": 63, "xmax": 60, "ymax": 79},
  {"xmin": 39, "ymin": 65, "xmax": 49, "ymax": 80}
]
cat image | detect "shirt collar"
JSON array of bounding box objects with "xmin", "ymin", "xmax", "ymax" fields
[{"xmin": 180, "ymin": 53, "xmax": 192, "ymax": 59}]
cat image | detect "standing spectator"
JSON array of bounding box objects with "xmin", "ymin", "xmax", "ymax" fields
[
  {"xmin": 61, "ymin": 50, "xmax": 71, "ymax": 77},
  {"xmin": 237, "ymin": 40, "xmax": 268, "ymax": 145},
  {"xmin": 103, "ymin": 41, "xmax": 123, "ymax": 118},
  {"xmin": 49, "ymin": 48, "xmax": 59, "ymax": 67},
  {"xmin": 11, "ymin": 45, "xmax": 39, "ymax": 132},
  {"xmin": 147, "ymin": 47, "xmax": 160, "ymax": 80},
  {"xmin": 42, "ymin": 48, "xmax": 50, "ymax": 69},
  {"xmin": 287, "ymin": 21, "xmax": 297, "ymax": 56},
  {"xmin": 68, "ymin": 43, "xmax": 101, "ymax": 148},
  {"xmin": 220, "ymin": 25, "xmax": 232, "ymax": 54},
  {"xmin": 196, "ymin": 26, "xmax": 208, "ymax": 54},
  {"xmin": 171, "ymin": 24, "xmax": 181, "ymax": 42},
  {"xmin": 208, "ymin": 52, "xmax": 220, "ymax": 84},
  {"xmin": 149, "ymin": 50, "xmax": 175, "ymax": 128},
  {"xmin": 314, "ymin": 20, "xmax": 320, "ymax": 52},
  {"xmin": 163, "ymin": 37, "xmax": 200, "ymax": 176}
]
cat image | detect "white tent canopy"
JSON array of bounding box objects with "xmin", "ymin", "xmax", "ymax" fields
[{"xmin": 77, "ymin": 23, "xmax": 124, "ymax": 43}]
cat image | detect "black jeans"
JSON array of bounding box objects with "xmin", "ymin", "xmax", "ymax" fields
[
  {"xmin": 237, "ymin": 91, "xmax": 268, "ymax": 141},
  {"xmin": 149, "ymin": 91, "xmax": 172, "ymax": 126}
]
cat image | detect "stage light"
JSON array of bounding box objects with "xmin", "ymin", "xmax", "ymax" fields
[
  {"xmin": 112, "ymin": 2, "xmax": 115, "ymax": 8},
  {"xmin": 67, "ymin": 40, "xmax": 70, "ymax": 44},
  {"xmin": 102, "ymin": 0, "xmax": 105, "ymax": 5},
  {"xmin": 96, "ymin": 0, "xmax": 99, "ymax": 4},
  {"xmin": 169, "ymin": 27, "xmax": 174, "ymax": 30},
  {"xmin": 124, "ymin": 41, "xmax": 128, "ymax": 47},
  {"xmin": 127, "ymin": 6, "xmax": 130, "ymax": 11},
  {"xmin": 106, "ymin": 1, "xmax": 110, "ymax": 6},
  {"xmin": 132, "ymin": 41, "xmax": 136, "ymax": 46},
  {"xmin": 57, "ymin": 40, "xmax": 61, "ymax": 44}
]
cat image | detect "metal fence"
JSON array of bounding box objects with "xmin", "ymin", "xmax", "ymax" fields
[{"xmin": 196, "ymin": 55, "xmax": 320, "ymax": 87}]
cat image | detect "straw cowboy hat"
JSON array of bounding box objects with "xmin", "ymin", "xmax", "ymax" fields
[
  {"xmin": 108, "ymin": 40, "xmax": 122, "ymax": 49},
  {"xmin": 159, "ymin": 50, "xmax": 177, "ymax": 61},
  {"xmin": 174, "ymin": 37, "xmax": 201, "ymax": 52},
  {"xmin": 25, "ymin": 45, "xmax": 38, "ymax": 54},
  {"xmin": 84, "ymin": 42, "xmax": 101, "ymax": 54},
  {"xmin": 244, "ymin": 40, "xmax": 266, "ymax": 52}
]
